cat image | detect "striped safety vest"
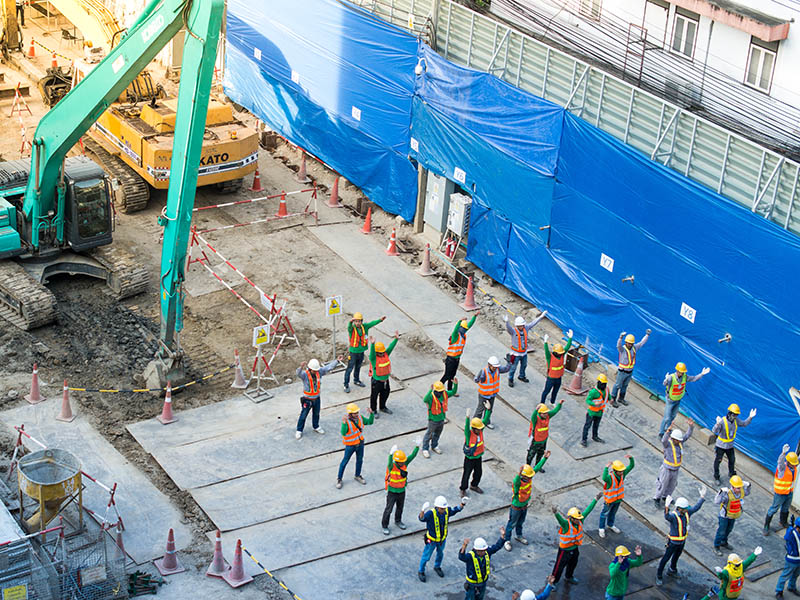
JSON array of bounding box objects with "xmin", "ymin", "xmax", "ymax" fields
[
  {"xmin": 511, "ymin": 328, "xmax": 528, "ymax": 353},
  {"xmin": 303, "ymin": 369, "xmax": 320, "ymax": 398},
  {"xmin": 774, "ymin": 464, "xmax": 798, "ymax": 495},
  {"xmin": 427, "ymin": 510, "xmax": 449, "ymax": 542},
  {"xmin": 619, "ymin": 345, "xmax": 635, "ymax": 369},
  {"xmin": 477, "ymin": 367, "xmax": 500, "ymax": 397},
  {"xmin": 547, "ymin": 352, "xmax": 565, "ymax": 378},
  {"xmin": 588, "ymin": 387, "xmax": 608, "ymax": 413},
  {"xmin": 718, "ymin": 418, "xmax": 737, "ymax": 443},
  {"xmin": 464, "ymin": 428, "xmax": 485, "ymax": 458},
  {"xmin": 372, "ymin": 355, "xmax": 391, "ymax": 377},
  {"xmin": 466, "ymin": 551, "xmax": 490, "ymax": 584},
  {"xmin": 385, "ymin": 463, "xmax": 407, "ymax": 491},
  {"xmin": 349, "ymin": 323, "xmax": 367, "ymax": 348},
  {"xmin": 531, "ymin": 413, "xmax": 550, "ymax": 442},
  {"xmin": 559, "ymin": 521, "xmax": 583, "ymax": 548},
  {"xmin": 430, "ymin": 391, "xmax": 448, "ymax": 416},
  {"xmin": 604, "ymin": 470, "xmax": 625, "ymax": 504},
  {"xmin": 664, "ymin": 439, "xmax": 682, "ymax": 467},
  {"xmin": 724, "ymin": 490, "xmax": 743, "ymax": 519},
  {"xmin": 516, "ymin": 479, "xmax": 532, "ymax": 505},
  {"xmin": 447, "ymin": 330, "xmax": 466, "ymax": 357},
  {"xmin": 723, "ymin": 565, "xmax": 745, "ymax": 598},
  {"xmin": 667, "ymin": 373, "xmax": 687, "ymax": 401},
  {"xmin": 342, "ymin": 415, "xmax": 364, "ymax": 446},
  {"xmin": 668, "ymin": 512, "xmax": 689, "ymax": 542}
]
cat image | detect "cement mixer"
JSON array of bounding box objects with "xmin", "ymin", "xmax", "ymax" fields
[{"xmin": 17, "ymin": 449, "xmax": 83, "ymax": 532}]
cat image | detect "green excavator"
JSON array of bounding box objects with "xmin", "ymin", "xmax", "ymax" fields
[{"xmin": 0, "ymin": 0, "xmax": 227, "ymax": 388}]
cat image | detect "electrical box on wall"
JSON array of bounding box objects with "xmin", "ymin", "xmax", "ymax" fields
[
  {"xmin": 448, "ymin": 193, "xmax": 472, "ymax": 238},
  {"xmin": 424, "ymin": 173, "xmax": 456, "ymax": 233}
]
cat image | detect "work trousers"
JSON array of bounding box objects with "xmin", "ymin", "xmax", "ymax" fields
[
  {"xmin": 714, "ymin": 516, "xmax": 736, "ymax": 547},
  {"xmin": 552, "ymin": 547, "xmax": 579, "ymax": 582},
  {"xmin": 527, "ymin": 440, "xmax": 546, "ymax": 466},
  {"xmin": 657, "ymin": 541, "xmax": 685, "ymax": 577},
  {"xmin": 441, "ymin": 356, "xmax": 460, "ymax": 392},
  {"xmin": 504, "ymin": 506, "xmax": 528, "ymax": 539},
  {"xmin": 611, "ymin": 369, "xmax": 633, "ymax": 402},
  {"xmin": 767, "ymin": 492, "xmax": 793, "ymax": 518},
  {"xmin": 419, "ymin": 539, "xmax": 446, "ymax": 573},
  {"xmin": 582, "ymin": 413, "xmax": 602, "ymax": 441},
  {"xmin": 541, "ymin": 376, "xmax": 562, "ymax": 404},
  {"xmin": 659, "ymin": 398, "xmax": 682, "ymax": 437},
  {"xmin": 776, "ymin": 560, "xmax": 800, "ymax": 594},
  {"xmin": 599, "ymin": 501, "xmax": 621, "ymax": 529},
  {"xmin": 296, "ymin": 397, "xmax": 321, "ymax": 432},
  {"xmin": 713, "ymin": 446, "xmax": 736, "ymax": 480},
  {"xmin": 464, "ymin": 582, "xmax": 488, "ymax": 600},
  {"xmin": 337, "ymin": 442, "xmax": 364, "ymax": 479},
  {"xmin": 16, "ymin": 4, "xmax": 24, "ymax": 27},
  {"xmin": 382, "ymin": 490, "xmax": 405, "ymax": 528},
  {"xmin": 370, "ymin": 378, "xmax": 390, "ymax": 411},
  {"xmin": 653, "ymin": 464, "xmax": 680, "ymax": 500},
  {"xmin": 474, "ymin": 395, "xmax": 495, "ymax": 425},
  {"xmin": 508, "ymin": 353, "xmax": 528, "ymax": 382},
  {"xmin": 422, "ymin": 420, "xmax": 445, "ymax": 451},
  {"xmin": 460, "ymin": 456, "xmax": 483, "ymax": 490},
  {"xmin": 343, "ymin": 351, "xmax": 365, "ymax": 386}
]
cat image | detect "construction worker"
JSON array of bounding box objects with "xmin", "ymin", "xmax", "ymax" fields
[
  {"xmin": 504, "ymin": 455, "xmax": 549, "ymax": 552},
  {"xmin": 541, "ymin": 330, "xmax": 573, "ymax": 404},
  {"xmin": 655, "ymin": 487, "xmax": 706, "ymax": 586},
  {"xmin": 658, "ymin": 362, "xmax": 710, "ymax": 437},
  {"xmin": 295, "ymin": 357, "xmax": 341, "ymax": 440},
  {"xmin": 610, "ymin": 329, "xmax": 651, "ymax": 407},
  {"xmin": 598, "ymin": 455, "xmax": 634, "ymax": 538},
  {"xmin": 16, "ymin": 0, "xmax": 24, "ymax": 28},
  {"xmin": 336, "ymin": 403, "xmax": 374, "ymax": 489},
  {"xmin": 511, "ymin": 578, "xmax": 555, "ymax": 600},
  {"xmin": 458, "ymin": 527, "xmax": 507, "ymax": 600},
  {"xmin": 527, "ymin": 401, "xmax": 562, "ymax": 469},
  {"xmin": 712, "ymin": 547, "xmax": 762, "ymax": 599},
  {"xmin": 368, "ymin": 332, "xmax": 399, "ymax": 417},
  {"xmin": 551, "ymin": 491, "xmax": 603, "ymax": 587},
  {"xmin": 764, "ymin": 443, "xmax": 800, "ymax": 536},
  {"xmin": 713, "ymin": 475, "xmax": 751, "ymax": 555},
  {"xmin": 712, "ymin": 403, "xmax": 756, "ymax": 485},
  {"xmin": 775, "ymin": 516, "xmax": 800, "ymax": 597},
  {"xmin": 460, "ymin": 404, "xmax": 491, "ymax": 497},
  {"xmin": 418, "ymin": 495, "xmax": 467, "ymax": 582},
  {"xmin": 383, "ymin": 437, "xmax": 421, "ymax": 535},
  {"xmin": 473, "ymin": 355, "xmax": 511, "ymax": 429},
  {"xmin": 581, "ymin": 373, "xmax": 609, "ymax": 447},
  {"xmin": 606, "ymin": 545, "xmax": 643, "ymax": 600},
  {"xmin": 653, "ymin": 420, "xmax": 695, "ymax": 507},
  {"xmin": 503, "ymin": 311, "xmax": 547, "ymax": 387},
  {"xmin": 422, "ymin": 379, "xmax": 458, "ymax": 458},
  {"xmin": 344, "ymin": 312, "xmax": 385, "ymax": 393},
  {"xmin": 441, "ymin": 314, "xmax": 478, "ymax": 394}
]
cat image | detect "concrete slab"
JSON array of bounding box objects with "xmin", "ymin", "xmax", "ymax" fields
[
  {"xmin": 0, "ymin": 400, "xmax": 191, "ymax": 564},
  {"xmin": 0, "ymin": 503, "xmax": 24, "ymax": 543},
  {"xmin": 385, "ymin": 344, "xmax": 442, "ymax": 381}
]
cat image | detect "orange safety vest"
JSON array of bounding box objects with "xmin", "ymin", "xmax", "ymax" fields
[
  {"xmin": 342, "ymin": 415, "xmax": 364, "ymax": 446},
  {"xmin": 464, "ymin": 428, "xmax": 485, "ymax": 457},
  {"xmin": 373, "ymin": 355, "xmax": 391, "ymax": 377},
  {"xmin": 547, "ymin": 352, "xmax": 565, "ymax": 378},
  {"xmin": 447, "ymin": 330, "xmax": 466, "ymax": 357},
  {"xmin": 774, "ymin": 464, "xmax": 798, "ymax": 495},
  {"xmin": 724, "ymin": 490, "xmax": 742, "ymax": 519},
  {"xmin": 303, "ymin": 369, "xmax": 320, "ymax": 397},
  {"xmin": 667, "ymin": 373, "xmax": 687, "ymax": 401},
  {"xmin": 349, "ymin": 323, "xmax": 367, "ymax": 348},
  {"xmin": 604, "ymin": 470, "xmax": 625, "ymax": 504},
  {"xmin": 511, "ymin": 328, "xmax": 528, "ymax": 353},
  {"xmin": 559, "ymin": 521, "xmax": 583, "ymax": 548},
  {"xmin": 664, "ymin": 439, "xmax": 682, "ymax": 467},
  {"xmin": 531, "ymin": 413, "xmax": 550, "ymax": 442},
  {"xmin": 517, "ymin": 479, "xmax": 532, "ymax": 504},
  {"xmin": 430, "ymin": 391, "xmax": 448, "ymax": 416},
  {"xmin": 619, "ymin": 345, "xmax": 635, "ymax": 369},
  {"xmin": 668, "ymin": 512, "xmax": 689, "ymax": 542},
  {"xmin": 385, "ymin": 463, "xmax": 407, "ymax": 490},
  {"xmin": 477, "ymin": 367, "xmax": 500, "ymax": 397},
  {"xmin": 588, "ymin": 387, "xmax": 608, "ymax": 413},
  {"xmin": 723, "ymin": 566, "xmax": 744, "ymax": 598}
]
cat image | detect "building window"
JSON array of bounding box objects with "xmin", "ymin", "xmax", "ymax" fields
[
  {"xmin": 671, "ymin": 8, "xmax": 699, "ymax": 58},
  {"xmin": 579, "ymin": 0, "xmax": 602, "ymax": 21},
  {"xmin": 745, "ymin": 37, "xmax": 778, "ymax": 93}
]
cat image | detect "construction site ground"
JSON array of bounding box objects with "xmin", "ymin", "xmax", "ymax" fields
[{"xmin": 0, "ymin": 20, "xmax": 781, "ymax": 600}]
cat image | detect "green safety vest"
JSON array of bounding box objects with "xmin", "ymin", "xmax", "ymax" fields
[{"xmin": 667, "ymin": 373, "xmax": 687, "ymax": 401}]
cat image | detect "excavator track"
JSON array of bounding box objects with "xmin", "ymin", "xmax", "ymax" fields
[
  {"xmin": 0, "ymin": 262, "xmax": 57, "ymax": 330},
  {"xmin": 82, "ymin": 137, "xmax": 150, "ymax": 214},
  {"xmin": 89, "ymin": 245, "xmax": 150, "ymax": 299}
]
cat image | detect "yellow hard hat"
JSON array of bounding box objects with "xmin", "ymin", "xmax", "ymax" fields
[
  {"xmin": 625, "ymin": 334, "xmax": 636, "ymax": 343},
  {"xmin": 393, "ymin": 450, "xmax": 406, "ymax": 462},
  {"xmin": 346, "ymin": 403, "xmax": 359, "ymax": 414},
  {"xmin": 470, "ymin": 417, "xmax": 485, "ymax": 430},
  {"xmin": 566, "ymin": 507, "xmax": 583, "ymax": 520},
  {"xmin": 433, "ymin": 381, "xmax": 446, "ymax": 392},
  {"xmin": 729, "ymin": 475, "xmax": 743, "ymax": 487},
  {"xmin": 727, "ymin": 553, "xmax": 742, "ymax": 565},
  {"xmin": 375, "ymin": 341, "xmax": 386, "ymax": 353},
  {"xmin": 353, "ymin": 312, "xmax": 363, "ymax": 320},
  {"xmin": 675, "ymin": 362, "xmax": 687, "ymax": 373},
  {"xmin": 460, "ymin": 320, "xmax": 469, "ymax": 328},
  {"xmin": 615, "ymin": 545, "xmax": 631, "ymax": 557},
  {"xmin": 727, "ymin": 403, "xmax": 740, "ymax": 415},
  {"xmin": 521, "ymin": 464, "xmax": 534, "ymax": 477},
  {"xmin": 788, "ymin": 452, "xmax": 799, "ymax": 466},
  {"xmin": 553, "ymin": 343, "xmax": 565, "ymax": 354},
  {"xmin": 597, "ymin": 373, "xmax": 608, "ymax": 384},
  {"xmin": 612, "ymin": 460, "xmax": 625, "ymax": 471},
  {"xmin": 537, "ymin": 404, "xmax": 550, "ymax": 414}
]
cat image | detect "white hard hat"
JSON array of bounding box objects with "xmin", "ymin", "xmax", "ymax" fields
[
  {"xmin": 308, "ymin": 358, "xmax": 320, "ymax": 371},
  {"xmin": 514, "ymin": 316, "xmax": 525, "ymax": 327},
  {"xmin": 473, "ymin": 537, "xmax": 488, "ymax": 551},
  {"xmin": 670, "ymin": 428, "xmax": 683, "ymax": 440},
  {"xmin": 520, "ymin": 592, "xmax": 536, "ymax": 600},
  {"xmin": 675, "ymin": 497, "xmax": 690, "ymax": 509},
  {"xmin": 434, "ymin": 495, "xmax": 448, "ymax": 508},
  {"xmin": 488, "ymin": 356, "xmax": 500, "ymax": 367}
]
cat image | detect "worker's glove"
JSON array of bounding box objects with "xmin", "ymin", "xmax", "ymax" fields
[
  {"xmin": 466, "ymin": 408, "xmax": 471, "ymax": 418},
  {"xmin": 715, "ymin": 416, "xmax": 722, "ymax": 424},
  {"xmin": 664, "ymin": 372, "xmax": 670, "ymax": 380},
  {"xmin": 721, "ymin": 487, "xmax": 729, "ymax": 494},
  {"xmin": 503, "ymin": 314, "xmax": 508, "ymax": 322},
  {"xmin": 543, "ymin": 334, "xmax": 549, "ymax": 344},
  {"xmin": 664, "ymin": 495, "xmax": 672, "ymax": 507},
  {"xmin": 415, "ymin": 436, "xmax": 422, "ymax": 447},
  {"xmin": 714, "ymin": 566, "xmax": 723, "ymax": 574},
  {"xmin": 749, "ymin": 408, "xmax": 757, "ymax": 419},
  {"xmin": 421, "ymin": 502, "xmax": 430, "ymax": 513},
  {"xmin": 527, "ymin": 436, "xmax": 533, "ymax": 445},
  {"xmin": 701, "ymin": 367, "xmax": 711, "ymax": 375},
  {"xmin": 390, "ymin": 444, "xmax": 398, "ymax": 455},
  {"xmin": 461, "ymin": 496, "xmax": 469, "ymax": 505},
  {"xmin": 567, "ymin": 329, "xmax": 573, "ymax": 339},
  {"xmin": 784, "ymin": 444, "xmax": 792, "ymax": 454},
  {"xmin": 754, "ymin": 546, "xmax": 762, "ymax": 556},
  {"xmin": 699, "ymin": 485, "xmax": 706, "ymax": 498}
]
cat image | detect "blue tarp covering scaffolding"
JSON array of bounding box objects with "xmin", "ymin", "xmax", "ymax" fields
[{"xmin": 224, "ymin": 0, "xmax": 800, "ymax": 468}]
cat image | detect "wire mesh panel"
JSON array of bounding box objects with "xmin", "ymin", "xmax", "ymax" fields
[
  {"xmin": 0, "ymin": 539, "xmax": 59, "ymax": 600},
  {"xmin": 55, "ymin": 532, "xmax": 127, "ymax": 600}
]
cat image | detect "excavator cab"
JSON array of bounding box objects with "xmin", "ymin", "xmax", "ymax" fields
[{"xmin": 64, "ymin": 160, "xmax": 112, "ymax": 251}]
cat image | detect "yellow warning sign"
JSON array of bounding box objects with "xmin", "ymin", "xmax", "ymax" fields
[
  {"xmin": 252, "ymin": 324, "xmax": 270, "ymax": 347},
  {"xmin": 325, "ymin": 295, "xmax": 342, "ymax": 318},
  {"xmin": 3, "ymin": 585, "xmax": 28, "ymax": 600}
]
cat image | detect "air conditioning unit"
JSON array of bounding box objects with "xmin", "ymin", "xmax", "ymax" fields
[{"xmin": 447, "ymin": 193, "xmax": 472, "ymax": 237}]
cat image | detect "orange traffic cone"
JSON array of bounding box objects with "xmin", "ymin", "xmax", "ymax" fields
[
  {"xmin": 157, "ymin": 382, "xmax": 178, "ymax": 425},
  {"xmin": 28, "ymin": 39, "xmax": 35, "ymax": 58},
  {"xmin": 56, "ymin": 380, "xmax": 75, "ymax": 422},
  {"xmin": 275, "ymin": 193, "xmax": 288, "ymax": 217},
  {"xmin": 231, "ymin": 350, "xmax": 248, "ymax": 389},
  {"xmin": 25, "ymin": 363, "xmax": 46, "ymax": 404},
  {"xmin": 206, "ymin": 530, "xmax": 229, "ymax": 578},
  {"xmin": 222, "ymin": 539, "xmax": 253, "ymax": 588},
  {"xmin": 250, "ymin": 169, "xmax": 263, "ymax": 192},
  {"xmin": 327, "ymin": 176, "xmax": 342, "ymax": 208},
  {"xmin": 295, "ymin": 152, "xmax": 310, "ymax": 184},
  {"xmin": 565, "ymin": 356, "xmax": 589, "ymax": 395},
  {"xmin": 154, "ymin": 528, "xmax": 185, "ymax": 576},
  {"xmin": 361, "ymin": 206, "xmax": 372, "ymax": 235},
  {"xmin": 385, "ymin": 228, "xmax": 399, "ymax": 256},
  {"xmin": 417, "ymin": 243, "xmax": 435, "ymax": 276},
  {"xmin": 459, "ymin": 276, "xmax": 479, "ymax": 311},
  {"xmin": 51, "ymin": 52, "xmax": 57, "ymax": 69}
]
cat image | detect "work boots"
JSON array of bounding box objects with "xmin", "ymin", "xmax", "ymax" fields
[
  {"xmin": 764, "ymin": 513, "xmax": 774, "ymax": 536},
  {"xmin": 781, "ymin": 512, "xmax": 790, "ymax": 529}
]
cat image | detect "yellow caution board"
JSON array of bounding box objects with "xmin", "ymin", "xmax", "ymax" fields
[
  {"xmin": 3, "ymin": 585, "xmax": 28, "ymax": 600},
  {"xmin": 326, "ymin": 295, "xmax": 342, "ymax": 318},
  {"xmin": 252, "ymin": 324, "xmax": 270, "ymax": 347}
]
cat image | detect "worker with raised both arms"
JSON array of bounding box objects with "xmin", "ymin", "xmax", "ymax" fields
[
  {"xmin": 775, "ymin": 515, "xmax": 800, "ymax": 597},
  {"xmin": 541, "ymin": 330, "xmax": 573, "ymax": 404},
  {"xmin": 610, "ymin": 328, "xmax": 651, "ymax": 407},
  {"xmin": 511, "ymin": 578, "xmax": 555, "ymax": 600},
  {"xmin": 658, "ymin": 362, "xmax": 710, "ymax": 437},
  {"xmin": 336, "ymin": 403, "xmax": 374, "ymax": 489},
  {"xmin": 711, "ymin": 403, "xmax": 756, "ymax": 486},
  {"xmin": 581, "ymin": 373, "xmax": 609, "ymax": 447},
  {"xmin": 473, "ymin": 355, "xmax": 511, "ymax": 429},
  {"xmin": 712, "ymin": 547, "xmax": 762, "ymax": 599},
  {"xmin": 382, "ymin": 437, "xmax": 422, "ymax": 535},
  {"xmin": 343, "ymin": 312, "xmax": 385, "ymax": 393},
  {"xmin": 655, "ymin": 486, "xmax": 706, "ymax": 586},
  {"xmin": 765, "ymin": 443, "xmax": 800, "ymax": 536},
  {"xmin": 653, "ymin": 420, "xmax": 695, "ymax": 507},
  {"xmin": 713, "ymin": 475, "xmax": 751, "ymax": 555},
  {"xmin": 504, "ymin": 453, "xmax": 550, "ymax": 552},
  {"xmin": 606, "ymin": 545, "xmax": 643, "ymax": 600},
  {"xmin": 527, "ymin": 400, "xmax": 562, "ymax": 470},
  {"xmin": 458, "ymin": 526, "xmax": 508, "ymax": 600},
  {"xmin": 551, "ymin": 491, "xmax": 603, "ymax": 588},
  {"xmin": 599, "ymin": 455, "xmax": 635, "ymax": 538},
  {"xmin": 460, "ymin": 404, "xmax": 492, "ymax": 497},
  {"xmin": 503, "ymin": 310, "xmax": 547, "ymax": 388},
  {"xmin": 295, "ymin": 357, "xmax": 341, "ymax": 440},
  {"xmin": 441, "ymin": 314, "xmax": 478, "ymax": 394},
  {"xmin": 418, "ymin": 495, "xmax": 468, "ymax": 582},
  {"xmin": 422, "ymin": 379, "xmax": 458, "ymax": 458},
  {"xmin": 368, "ymin": 332, "xmax": 399, "ymax": 417}
]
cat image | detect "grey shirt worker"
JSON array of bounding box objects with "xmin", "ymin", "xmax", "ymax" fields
[
  {"xmin": 504, "ymin": 314, "xmax": 546, "ymax": 357},
  {"xmin": 711, "ymin": 413, "xmax": 754, "ymax": 450},
  {"xmin": 616, "ymin": 333, "xmax": 649, "ymax": 371},
  {"xmin": 661, "ymin": 372, "xmax": 704, "ymax": 388},
  {"xmin": 296, "ymin": 360, "xmax": 338, "ymax": 399},
  {"xmin": 661, "ymin": 424, "xmax": 694, "ymax": 470}
]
